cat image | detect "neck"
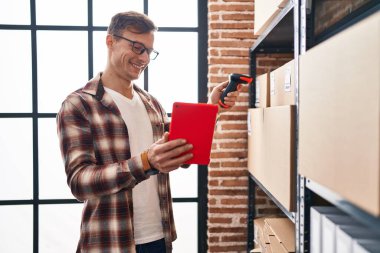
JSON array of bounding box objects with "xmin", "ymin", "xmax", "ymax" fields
[{"xmin": 101, "ymin": 70, "xmax": 134, "ymax": 99}]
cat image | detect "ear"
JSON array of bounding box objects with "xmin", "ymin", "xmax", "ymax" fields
[{"xmin": 106, "ymin": 34, "xmax": 113, "ymax": 48}]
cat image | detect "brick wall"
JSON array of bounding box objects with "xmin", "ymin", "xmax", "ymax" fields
[
  {"xmin": 207, "ymin": 0, "xmax": 291, "ymax": 252},
  {"xmin": 314, "ymin": 0, "xmax": 371, "ymax": 36}
]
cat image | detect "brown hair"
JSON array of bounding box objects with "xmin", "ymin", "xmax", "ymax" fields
[{"xmin": 107, "ymin": 11, "xmax": 157, "ymax": 35}]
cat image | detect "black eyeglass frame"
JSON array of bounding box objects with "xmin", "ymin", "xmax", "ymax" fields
[{"xmin": 112, "ymin": 34, "xmax": 159, "ymax": 60}]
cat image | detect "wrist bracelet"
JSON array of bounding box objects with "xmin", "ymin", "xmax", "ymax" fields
[{"xmin": 141, "ymin": 149, "xmax": 151, "ymax": 171}]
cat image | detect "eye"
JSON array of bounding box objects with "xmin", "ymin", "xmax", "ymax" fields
[{"xmin": 133, "ymin": 43, "xmax": 146, "ymax": 54}]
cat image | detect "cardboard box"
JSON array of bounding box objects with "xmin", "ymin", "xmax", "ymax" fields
[
  {"xmin": 336, "ymin": 225, "xmax": 380, "ymax": 253},
  {"xmin": 299, "ymin": 11, "xmax": 380, "ymax": 216},
  {"xmin": 248, "ymin": 105, "xmax": 296, "ymax": 212},
  {"xmin": 269, "ymin": 235, "xmax": 287, "ymax": 253},
  {"xmin": 310, "ymin": 206, "xmax": 343, "ymax": 253},
  {"xmin": 265, "ymin": 218, "xmax": 295, "ymax": 252},
  {"xmin": 254, "ymin": 0, "xmax": 289, "ymax": 35},
  {"xmin": 248, "ymin": 108, "xmax": 264, "ymax": 176},
  {"xmin": 254, "ymin": 217, "xmax": 266, "ymax": 248},
  {"xmin": 270, "ymin": 59, "xmax": 296, "ymax": 106},
  {"xmin": 255, "ymin": 73, "xmax": 270, "ymax": 108}
]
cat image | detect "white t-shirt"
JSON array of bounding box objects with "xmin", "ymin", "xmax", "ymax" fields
[{"xmin": 105, "ymin": 87, "xmax": 164, "ymax": 245}]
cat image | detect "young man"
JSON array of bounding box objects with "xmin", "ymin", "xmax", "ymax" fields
[{"xmin": 57, "ymin": 11, "xmax": 239, "ymax": 253}]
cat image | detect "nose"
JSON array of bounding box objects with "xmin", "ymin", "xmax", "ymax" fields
[{"xmin": 138, "ymin": 49, "xmax": 150, "ymax": 62}]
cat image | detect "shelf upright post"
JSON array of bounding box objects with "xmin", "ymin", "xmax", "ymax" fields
[
  {"xmin": 247, "ymin": 176, "xmax": 256, "ymax": 252},
  {"xmin": 300, "ymin": 0, "xmax": 307, "ymax": 54},
  {"xmin": 298, "ymin": 1, "xmax": 313, "ymax": 252},
  {"xmin": 294, "ymin": 0, "xmax": 301, "ymax": 252},
  {"xmin": 247, "ymin": 47, "xmax": 257, "ymax": 253}
]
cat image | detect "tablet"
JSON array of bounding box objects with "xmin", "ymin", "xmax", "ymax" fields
[{"xmin": 168, "ymin": 102, "xmax": 219, "ymax": 165}]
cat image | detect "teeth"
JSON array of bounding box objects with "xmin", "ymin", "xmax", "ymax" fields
[{"xmin": 132, "ymin": 63, "xmax": 144, "ymax": 69}]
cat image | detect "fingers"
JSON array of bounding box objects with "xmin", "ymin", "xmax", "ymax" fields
[
  {"xmin": 217, "ymin": 81, "xmax": 229, "ymax": 92},
  {"xmin": 208, "ymin": 81, "xmax": 229, "ymax": 105},
  {"xmin": 155, "ymin": 132, "xmax": 169, "ymax": 144},
  {"xmin": 158, "ymin": 152, "xmax": 193, "ymax": 173},
  {"xmin": 222, "ymin": 91, "xmax": 239, "ymax": 107},
  {"xmin": 147, "ymin": 138, "xmax": 193, "ymax": 173}
]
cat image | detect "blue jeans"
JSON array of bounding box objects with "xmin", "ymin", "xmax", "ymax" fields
[{"xmin": 136, "ymin": 238, "xmax": 166, "ymax": 253}]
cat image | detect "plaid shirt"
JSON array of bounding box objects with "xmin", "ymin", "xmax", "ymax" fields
[{"xmin": 56, "ymin": 73, "xmax": 175, "ymax": 253}]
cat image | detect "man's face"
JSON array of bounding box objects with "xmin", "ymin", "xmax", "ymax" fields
[{"xmin": 109, "ymin": 30, "xmax": 155, "ymax": 82}]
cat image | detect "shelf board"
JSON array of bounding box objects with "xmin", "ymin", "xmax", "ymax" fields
[
  {"xmin": 306, "ymin": 177, "xmax": 380, "ymax": 236},
  {"xmin": 249, "ymin": 173, "xmax": 296, "ymax": 223},
  {"xmin": 250, "ymin": 0, "xmax": 295, "ymax": 53}
]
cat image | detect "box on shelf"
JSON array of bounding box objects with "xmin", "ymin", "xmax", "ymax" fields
[
  {"xmin": 255, "ymin": 73, "xmax": 270, "ymax": 108},
  {"xmin": 254, "ymin": 217, "xmax": 295, "ymax": 253},
  {"xmin": 248, "ymin": 108, "xmax": 264, "ymax": 176},
  {"xmin": 310, "ymin": 206, "xmax": 344, "ymax": 253},
  {"xmin": 265, "ymin": 218, "xmax": 295, "ymax": 253},
  {"xmin": 298, "ymin": 11, "xmax": 380, "ymax": 216},
  {"xmin": 269, "ymin": 59, "xmax": 296, "ymax": 107},
  {"xmin": 269, "ymin": 235, "xmax": 287, "ymax": 253},
  {"xmin": 254, "ymin": 0, "xmax": 289, "ymax": 35},
  {"xmin": 336, "ymin": 225, "xmax": 380, "ymax": 253},
  {"xmin": 248, "ymin": 105, "xmax": 296, "ymax": 212},
  {"xmin": 254, "ymin": 217, "xmax": 267, "ymax": 249}
]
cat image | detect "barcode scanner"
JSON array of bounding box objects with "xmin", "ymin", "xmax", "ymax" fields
[{"xmin": 218, "ymin": 73, "xmax": 253, "ymax": 108}]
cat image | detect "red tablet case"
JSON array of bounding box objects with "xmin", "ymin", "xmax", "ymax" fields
[{"xmin": 168, "ymin": 102, "xmax": 219, "ymax": 165}]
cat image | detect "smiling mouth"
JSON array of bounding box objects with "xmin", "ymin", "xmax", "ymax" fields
[{"xmin": 132, "ymin": 62, "xmax": 145, "ymax": 70}]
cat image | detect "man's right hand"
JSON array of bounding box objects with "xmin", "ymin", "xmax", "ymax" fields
[{"xmin": 147, "ymin": 132, "xmax": 193, "ymax": 173}]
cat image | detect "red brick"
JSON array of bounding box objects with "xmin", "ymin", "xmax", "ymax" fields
[
  {"xmin": 209, "ymin": 180, "xmax": 219, "ymax": 186},
  {"xmin": 222, "ymin": 14, "xmax": 254, "ymax": 22},
  {"xmin": 209, "ymin": 217, "xmax": 233, "ymax": 224},
  {"xmin": 210, "ymin": 151, "xmax": 247, "ymax": 159},
  {"xmin": 208, "ymin": 236, "xmax": 220, "ymax": 243},
  {"xmin": 219, "ymin": 142, "xmax": 247, "ymax": 149},
  {"xmin": 213, "ymin": 132, "xmax": 247, "ymax": 140},
  {"xmin": 208, "ymin": 226, "xmax": 247, "ymax": 233},
  {"xmin": 208, "ymin": 245, "xmax": 246, "ymax": 252},
  {"xmin": 209, "ymin": 170, "xmax": 248, "ymax": 177},
  {"xmin": 210, "ymin": 22, "xmax": 255, "ymax": 30},
  {"xmin": 209, "ymin": 189, "xmax": 247, "ymax": 196},
  {"xmin": 220, "ymin": 198, "xmax": 248, "ymax": 205},
  {"xmin": 221, "ymin": 123, "xmax": 247, "ymax": 131},
  {"xmin": 221, "ymin": 235, "xmax": 247, "ymax": 242},
  {"xmin": 240, "ymin": 217, "xmax": 248, "ymax": 224},
  {"xmin": 221, "ymin": 161, "xmax": 248, "ymax": 168},
  {"xmin": 209, "ymin": 4, "xmax": 254, "ymax": 12},
  {"xmin": 209, "ymin": 57, "xmax": 250, "ymax": 65},
  {"xmin": 220, "ymin": 179, "xmax": 248, "ymax": 188},
  {"xmin": 209, "ymin": 198, "xmax": 217, "ymax": 205}
]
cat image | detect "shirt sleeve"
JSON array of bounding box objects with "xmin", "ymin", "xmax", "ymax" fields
[{"xmin": 56, "ymin": 99, "xmax": 149, "ymax": 201}]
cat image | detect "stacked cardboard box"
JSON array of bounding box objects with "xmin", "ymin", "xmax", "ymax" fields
[
  {"xmin": 255, "ymin": 73, "xmax": 270, "ymax": 108},
  {"xmin": 299, "ymin": 11, "xmax": 380, "ymax": 216},
  {"xmin": 249, "ymin": 55, "xmax": 297, "ymax": 212},
  {"xmin": 269, "ymin": 59, "xmax": 295, "ymax": 107},
  {"xmin": 254, "ymin": 0, "xmax": 289, "ymax": 35},
  {"xmin": 253, "ymin": 217, "xmax": 295, "ymax": 253},
  {"xmin": 255, "ymin": 59, "xmax": 296, "ymax": 108},
  {"xmin": 248, "ymin": 105, "xmax": 296, "ymax": 212}
]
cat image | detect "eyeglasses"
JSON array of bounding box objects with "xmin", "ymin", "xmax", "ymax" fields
[{"xmin": 112, "ymin": 34, "xmax": 159, "ymax": 60}]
